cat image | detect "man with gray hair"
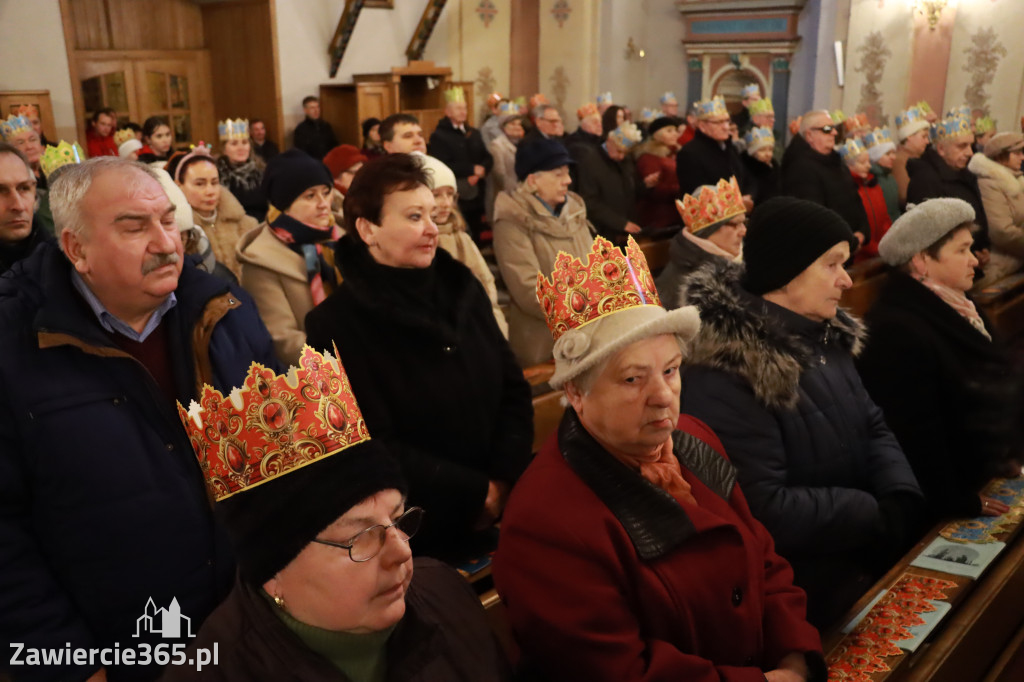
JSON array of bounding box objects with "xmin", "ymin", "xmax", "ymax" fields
[
  {"xmin": 0, "ymin": 157, "xmax": 279, "ymax": 680},
  {"xmin": 0, "ymin": 142, "xmax": 50, "ymax": 274}
]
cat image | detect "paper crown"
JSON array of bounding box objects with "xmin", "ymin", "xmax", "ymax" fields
[
  {"xmin": 113, "ymin": 128, "xmax": 136, "ymax": 147},
  {"xmin": 40, "ymin": 140, "xmax": 84, "ymax": 178},
  {"xmin": 177, "ymin": 346, "xmax": 371, "ymax": 502},
  {"xmin": 497, "ymin": 101, "xmax": 519, "ymax": 118},
  {"xmin": 640, "ymin": 108, "xmax": 663, "ymax": 124},
  {"xmin": 838, "ymin": 138, "xmax": 867, "ymax": 160},
  {"xmin": 863, "ymin": 127, "xmax": 894, "ymax": 149},
  {"xmin": 677, "ymin": 176, "xmax": 745, "ymax": 234},
  {"xmin": 512, "ymin": 96, "xmax": 527, "ymax": 109},
  {"xmin": 444, "ymin": 86, "xmax": 466, "ymax": 104},
  {"xmin": 486, "ymin": 92, "xmax": 503, "ymax": 108},
  {"xmin": 916, "ymin": 100, "xmax": 934, "ymax": 115},
  {"xmin": 933, "ymin": 115, "xmax": 972, "ymax": 142},
  {"xmin": 974, "ymin": 116, "xmax": 995, "ymax": 134},
  {"xmin": 745, "ymin": 126, "xmax": 775, "ymax": 154},
  {"xmin": 536, "ymin": 236, "xmax": 661, "ymax": 341},
  {"xmin": 577, "ymin": 102, "xmax": 599, "ymax": 120},
  {"xmin": 660, "ymin": 91, "xmax": 677, "ymax": 105},
  {"xmin": 843, "ymin": 113, "xmax": 870, "ymax": 133},
  {"xmin": 694, "ymin": 95, "xmax": 728, "ymax": 119},
  {"xmin": 218, "ymin": 118, "xmax": 249, "ymax": 141},
  {"xmin": 789, "ymin": 116, "xmax": 803, "ymax": 136},
  {"xmin": 528, "ymin": 93, "xmax": 548, "ymax": 109},
  {"xmin": 607, "ymin": 121, "xmax": 642, "ymax": 149},
  {"xmin": 748, "ymin": 98, "xmax": 774, "ymax": 116},
  {"xmin": 830, "ymin": 110, "xmax": 847, "ymax": 124},
  {"xmin": 0, "ymin": 115, "xmax": 32, "ymax": 141},
  {"xmin": 741, "ymin": 83, "xmax": 761, "ymax": 99},
  {"xmin": 596, "ymin": 92, "xmax": 613, "ymax": 106},
  {"xmin": 946, "ymin": 105, "xmax": 972, "ymax": 121},
  {"xmin": 16, "ymin": 104, "xmax": 39, "ymax": 118}
]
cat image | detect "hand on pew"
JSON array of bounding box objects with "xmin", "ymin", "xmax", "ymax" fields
[
  {"xmin": 980, "ymin": 494, "xmax": 1011, "ymax": 517},
  {"xmin": 475, "ymin": 480, "xmax": 511, "ymax": 530}
]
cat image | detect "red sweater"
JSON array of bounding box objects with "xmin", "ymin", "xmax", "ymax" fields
[
  {"xmin": 87, "ymin": 128, "xmax": 118, "ymax": 158},
  {"xmin": 852, "ymin": 170, "xmax": 892, "ymax": 261}
]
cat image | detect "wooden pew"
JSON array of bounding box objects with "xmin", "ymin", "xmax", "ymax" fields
[
  {"xmin": 973, "ymin": 272, "xmax": 1024, "ymax": 342},
  {"xmin": 638, "ymin": 236, "xmax": 673, "ymax": 276},
  {"xmin": 523, "ymin": 362, "xmax": 564, "ymax": 454},
  {"xmin": 841, "ymin": 257, "xmax": 887, "ymax": 318}
]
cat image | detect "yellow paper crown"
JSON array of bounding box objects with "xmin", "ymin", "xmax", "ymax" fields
[
  {"xmin": 113, "ymin": 129, "xmax": 137, "ymax": 147},
  {"xmin": 444, "ymin": 86, "xmax": 466, "ymax": 104},
  {"xmin": 177, "ymin": 346, "xmax": 371, "ymax": 502},
  {"xmin": 694, "ymin": 96, "xmax": 728, "ymax": 119},
  {"xmin": 974, "ymin": 116, "xmax": 995, "ymax": 134},
  {"xmin": 748, "ymin": 98, "xmax": 774, "ymax": 116},
  {"xmin": 0, "ymin": 115, "xmax": 32, "ymax": 141},
  {"xmin": 217, "ymin": 118, "xmax": 249, "ymax": 141},
  {"xmin": 676, "ymin": 177, "xmax": 745, "ymax": 234},
  {"xmin": 536, "ymin": 236, "xmax": 661, "ymax": 341},
  {"xmin": 40, "ymin": 141, "xmax": 84, "ymax": 178}
]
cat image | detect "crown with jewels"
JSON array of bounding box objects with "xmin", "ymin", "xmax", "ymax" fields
[
  {"xmin": 748, "ymin": 98, "xmax": 774, "ymax": 116},
  {"xmin": 694, "ymin": 95, "xmax": 728, "ymax": 119},
  {"xmin": 497, "ymin": 101, "xmax": 519, "ymax": 117},
  {"xmin": 916, "ymin": 100, "xmax": 934, "ymax": 115},
  {"xmin": 660, "ymin": 91, "xmax": 677, "ymax": 105},
  {"xmin": 838, "ymin": 138, "xmax": 867, "ymax": 160},
  {"xmin": 933, "ymin": 115, "xmax": 972, "ymax": 142},
  {"xmin": 177, "ymin": 346, "xmax": 371, "ymax": 502},
  {"xmin": 946, "ymin": 105, "xmax": 971, "ymax": 121},
  {"xmin": 640, "ymin": 108, "xmax": 663, "ymax": 124},
  {"xmin": 596, "ymin": 92, "xmax": 613, "ymax": 106},
  {"xmin": 974, "ymin": 116, "xmax": 995, "ymax": 134},
  {"xmin": 741, "ymin": 83, "xmax": 761, "ymax": 99},
  {"xmin": 577, "ymin": 102, "xmax": 599, "ymax": 120},
  {"xmin": 607, "ymin": 121, "xmax": 643, "ymax": 149},
  {"xmin": 536, "ymin": 236, "xmax": 661, "ymax": 341},
  {"xmin": 40, "ymin": 140, "xmax": 84, "ymax": 178},
  {"xmin": 863, "ymin": 127, "xmax": 894, "ymax": 149},
  {"xmin": 113, "ymin": 128, "xmax": 136, "ymax": 147},
  {"xmin": 676, "ymin": 176, "xmax": 745, "ymax": 234},
  {"xmin": 444, "ymin": 86, "xmax": 466, "ymax": 104},
  {"xmin": 0, "ymin": 115, "xmax": 32, "ymax": 141},
  {"xmin": 218, "ymin": 118, "xmax": 249, "ymax": 141},
  {"xmin": 745, "ymin": 126, "xmax": 775, "ymax": 154}
]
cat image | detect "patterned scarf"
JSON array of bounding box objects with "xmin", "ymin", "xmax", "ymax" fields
[
  {"xmin": 269, "ymin": 213, "xmax": 342, "ymax": 305},
  {"xmin": 616, "ymin": 436, "xmax": 697, "ymax": 506},
  {"xmin": 217, "ymin": 156, "xmax": 264, "ymax": 192},
  {"xmin": 920, "ymin": 276, "xmax": 992, "ymax": 341}
]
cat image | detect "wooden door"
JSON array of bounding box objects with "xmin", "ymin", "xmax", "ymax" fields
[
  {"xmin": 357, "ymin": 83, "xmax": 391, "ymax": 124},
  {"xmin": 132, "ymin": 58, "xmax": 212, "ymax": 147},
  {"xmin": 78, "ymin": 58, "xmax": 137, "ymax": 127}
]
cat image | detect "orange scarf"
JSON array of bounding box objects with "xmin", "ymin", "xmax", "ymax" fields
[{"xmin": 618, "ymin": 437, "xmax": 697, "ymax": 506}]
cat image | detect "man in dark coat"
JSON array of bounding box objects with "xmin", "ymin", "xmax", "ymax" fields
[
  {"xmin": 520, "ymin": 104, "xmax": 565, "ymax": 148},
  {"xmin": 572, "ymin": 124, "xmax": 643, "ymax": 237},
  {"xmin": 0, "ymin": 158, "xmax": 280, "ymax": 681},
  {"xmin": 428, "ymin": 89, "xmax": 494, "ymax": 238},
  {"xmin": 249, "ymin": 118, "xmax": 279, "ymax": 162},
  {"xmin": 0, "ymin": 143, "xmax": 51, "ymax": 274},
  {"xmin": 675, "ymin": 96, "xmax": 752, "ymax": 202},
  {"xmin": 292, "ymin": 96, "xmax": 338, "ymax": 161},
  {"xmin": 782, "ymin": 110, "xmax": 870, "ymax": 247}
]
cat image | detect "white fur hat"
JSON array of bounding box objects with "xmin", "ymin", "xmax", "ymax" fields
[
  {"xmin": 878, "ymin": 198, "xmax": 976, "ymax": 266},
  {"xmin": 118, "ymin": 138, "xmax": 143, "ymax": 159},
  {"xmin": 152, "ymin": 167, "xmax": 195, "ymax": 233},
  {"xmin": 417, "ymin": 154, "xmax": 456, "ymax": 192}
]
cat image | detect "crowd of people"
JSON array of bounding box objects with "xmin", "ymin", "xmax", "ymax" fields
[{"xmin": 1, "ymin": 79, "xmax": 1023, "ymax": 682}]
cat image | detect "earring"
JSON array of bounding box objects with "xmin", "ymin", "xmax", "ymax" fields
[{"xmin": 272, "ymin": 594, "xmax": 285, "ymax": 609}]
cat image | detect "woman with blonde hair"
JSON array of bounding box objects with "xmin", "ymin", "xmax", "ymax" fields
[{"xmin": 217, "ymin": 118, "xmax": 268, "ymax": 222}]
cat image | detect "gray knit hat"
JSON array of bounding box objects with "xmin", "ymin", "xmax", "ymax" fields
[{"xmin": 878, "ymin": 198, "xmax": 976, "ymax": 266}]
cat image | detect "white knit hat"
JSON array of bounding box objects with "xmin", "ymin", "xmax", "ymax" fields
[
  {"xmin": 878, "ymin": 198, "xmax": 976, "ymax": 266},
  {"xmin": 416, "ymin": 154, "xmax": 456, "ymax": 192},
  {"xmin": 118, "ymin": 138, "xmax": 143, "ymax": 159}
]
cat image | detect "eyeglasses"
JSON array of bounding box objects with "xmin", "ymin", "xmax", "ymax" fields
[
  {"xmin": 313, "ymin": 507, "xmax": 424, "ymax": 562},
  {"xmin": 704, "ymin": 118, "xmax": 731, "ymax": 126},
  {"xmin": 812, "ymin": 125, "xmax": 836, "ymax": 134}
]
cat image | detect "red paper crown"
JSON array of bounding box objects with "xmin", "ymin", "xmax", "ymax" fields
[
  {"xmin": 676, "ymin": 176, "xmax": 745, "ymax": 234},
  {"xmin": 536, "ymin": 236, "xmax": 661, "ymax": 341},
  {"xmin": 843, "ymin": 113, "xmax": 870, "ymax": 133},
  {"xmin": 177, "ymin": 346, "xmax": 370, "ymax": 502}
]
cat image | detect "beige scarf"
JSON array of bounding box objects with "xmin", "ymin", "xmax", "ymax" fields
[{"xmin": 920, "ymin": 276, "xmax": 992, "ymax": 341}]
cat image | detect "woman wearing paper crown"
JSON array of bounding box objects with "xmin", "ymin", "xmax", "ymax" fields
[
  {"xmin": 493, "ymin": 235, "xmax": 825, "ymax": 682},
  {"xmin": 305, "ymin": 153, "xmax": 533, "ymax": 558},
  {"xmin": 839, "ymin": 138, "xmax": 892, "ymax": 261},
  {"xmin": 741, "ymin": 125, "xmax": 782, "ymax": 203},
  {"xmin": 166, "ymin": 347, "xmax": 511, "ymax": 681},
  {"xmin": 656, "ymin": 177, "xmax": 747, "ymax": 309},
  {"xmin": 216, "ymin": 117, "xmax": 268, "ymax": 222}
]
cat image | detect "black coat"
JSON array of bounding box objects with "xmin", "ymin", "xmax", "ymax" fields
[
  {"xmin": 0, "ymin": 243, "xmax": 280, "ymax": 681},
  {"xmin": 677, "ymin": 260, "xmax": 923, "ymax": 625},
  {"xmin": 573, "ymin": 143, "xmax": 639, "ymax": 236},
  {"xmin": 654, "ymin": 233, "xmax": 720, "ymax": 309},
  {"xmin": 304, "ymin": 239, "xmax": 533, "ymax": 557},
  {"xmin": 781, "ymin": 135, "xmax": 870, "ymax": 243},
  {"xmin": 0, "ymin": 214, "xmax": 51, "ymax": 274},
  {"xmin": 742, "ymin": 153, "xmax": 782, "ymax": 204},
  {"xmin": 252, "ymin": 138, "xmax": 280, "ymax": 163},
  {"xmin": 428, "ymin": 118, "xmax": 494, "ymax": 211},
  {"xmin": 907, "ymin": 146, "xmax": 991, "ymax": 248},
  {"xmin": 675, "ymin": 129, "xmax": 752, "ymax": 198},
  {"xmin": 857, "ymin": 270, "xmax": 1023, "ymax": 519},
  {"xmin": 293, "ymin": 117, "xmax": 338, "ymax": 161}
]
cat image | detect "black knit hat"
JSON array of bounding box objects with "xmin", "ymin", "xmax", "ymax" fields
[
  {"xmin": 217, "ymin": 439, "xmax": 407, "ymax": 586},
  {"xmin": 742, "ymin": 196, "xmax": 856, "ymax": 295},
  {"xmin": 648, "ymin": 116, "xmax": 682, "ymax": 137},
  {"xmin": 362, "ymin": 117, "xmax": 381, "ymax": 139},
  {"xmin": 261, "ymin": 148, "xmax": 334, "ymax": 211},
  {"xmin": 515, "ymin": 137, "xmax": 575, "ymax": 181}
]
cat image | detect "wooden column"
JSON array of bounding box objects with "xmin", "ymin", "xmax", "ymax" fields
[{"xmin": 509, "ymin": 0, "xmax": 539, "ymax": 97}]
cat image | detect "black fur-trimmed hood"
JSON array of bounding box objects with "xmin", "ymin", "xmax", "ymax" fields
[{"xmin": 678, "ymin": 259, "xmax": 867, "ymax": 410}]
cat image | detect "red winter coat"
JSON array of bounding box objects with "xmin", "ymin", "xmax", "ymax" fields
[
  {"xmin": 86, "ymin": 128, "xmax": 118, "ymax": 158},
  {"xmin": 635, "ymin": 142, "xmax": 682, "ymax": 229},
  {"xmin": 493, "ymin": 410, "xmax": 825, "ymax": 682},
  {"xmin": 852, "ymin": 169, "xmax": 893, "ymax": 260}
]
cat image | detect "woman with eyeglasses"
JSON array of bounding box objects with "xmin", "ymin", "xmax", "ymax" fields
[{"xmin": 166, "ymin": 348, "xmax": 510, "ymax": 681}]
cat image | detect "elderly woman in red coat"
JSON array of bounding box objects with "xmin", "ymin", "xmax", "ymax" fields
[{"xmin": 492, "ymin": 235, "xmax": 825, "ymax": 682}]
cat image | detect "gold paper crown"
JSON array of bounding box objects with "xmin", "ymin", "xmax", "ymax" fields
[
  {"xmin": 843, "ymin": 113, "xmax": 870, "ymax": 133},
  {"xmin": 916, "ymin": 100, "xmax": 934, "ymax": 115},
  {"xmin": 577, "ymin": 102, "xmax": 599, "ymax": 120},
  {"xmin": 113, "ymin": 129, "xmax": 136, "ymax": 147},
  {"xmin": 838, "ymin": 138, "xmax": 867, "ymax": 160},
  {"xmin": 744, "ymin": 126, "xmax": 775, "ymax": 153},
  {"xmin": 15, "ymin": 104, "xmax": 39, "ymax": 118},
  {"xmin": 40, "ymin": 141, "xmax": 84, "ymax": 178},
  {"xmin": 528, "ymin": 93, "xmax": 548, "ymax": 109},
  {"xmin": 596, "ymin": 92, "xmax": 613, "ymax": 106},
  {"xmin": 974, "ymin": 116, "xmax": 995, "ymax": 134},
  {"xmin": 607, "ymin": 122, "xmax": 643, "ymax": 150},
  {"xmin": 748, "ymin": 98, "xmax": 774, "ymax": 116},
  {"xmin": 536, "ymin": 236, "xmax": 661, "ymax": 341},
  {"xmin": 933, "ymin": 115, "xmax": 972, "ymax": 142},
  {"xmin": 741, "ymin": 83, "xmax": 761, "ymax": 99},
  {"xmin": 863, "ymin": 127, "xmax": 894, "ymax": 149},
  {"xmin": 694, "ymin": 96, "xmax": 728, "ymax": 119},
  {"xmin": 217, "ymin": 118, "xmax": 249, "ymax": 141},
  {"xmin": 676, "ymin": 176, "xmax": 745, "ymax": 234},
  {"xmin": 0, "ymin": 115, "xmax": 32, "ymax": 141},
  {"xmin": 177, "ymin": 346, "xmax": 371, "ymax": 502},
  {"xmin": 444, "ymin": 86, "xmax": 466, "ymax": 104}
]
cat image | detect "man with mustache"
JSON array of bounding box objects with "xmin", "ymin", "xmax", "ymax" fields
[{"xmin": 0, "ymin": 157, "xmax": 280, "ymax": 681}]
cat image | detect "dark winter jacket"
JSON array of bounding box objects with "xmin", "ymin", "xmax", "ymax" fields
[
  {"xmin": 293, "ymin": 117, "xmax": 339, "ymax": 162},
  {"xmin": 857, "ymin": 270, "xmax": 1023, "ymax": 519},
  {"xmin": 655, "ymin": 232, "xmax": 722, "ymax": 309},
  {"xmin": 0, "ymin": 214, "xmax": 51, "ymax": 274},
  {"xmin": 0, "ymin": 242, "xmax": 280, "ymax": 681},
  {"xmin": 677, "ymin": 260, "xmax": 923, "ymax": 625},
  {"xmin": 573, "ymin": 143, "xmax": 639, "ymax": 236},
  {"xmin": 304, "ymin": 238, "xmax": 533, "ymax": 558},
  {"xmin": 163, "ymin": 559, "xmax": 511, "ymax": 682},
  {"xmin": 781, "ymin": 135, "xmax": 870, "ymax": 244},
  {"xmin": 907, "ymin": 146, "xmax": 990, "ymax": 249},
  {"xmin": 742, "ymin": 153, "xmax": 782, "ymax": 204},
  {"xmin": 428, "ymin": 118, "xmax": 493, "ymax": 206},
  {"xmin": 675, "ymin": 129, "xmax": 752, "ymax": 198}
]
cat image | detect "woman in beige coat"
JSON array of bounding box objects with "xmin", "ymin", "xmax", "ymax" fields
[
  {"xmin": 969, "ymin": 132, "xmax": 1024, "ymax": 287},
  {"xmin": 493, "ymin": 138, "xmax": 594, "ymax": 366}
]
